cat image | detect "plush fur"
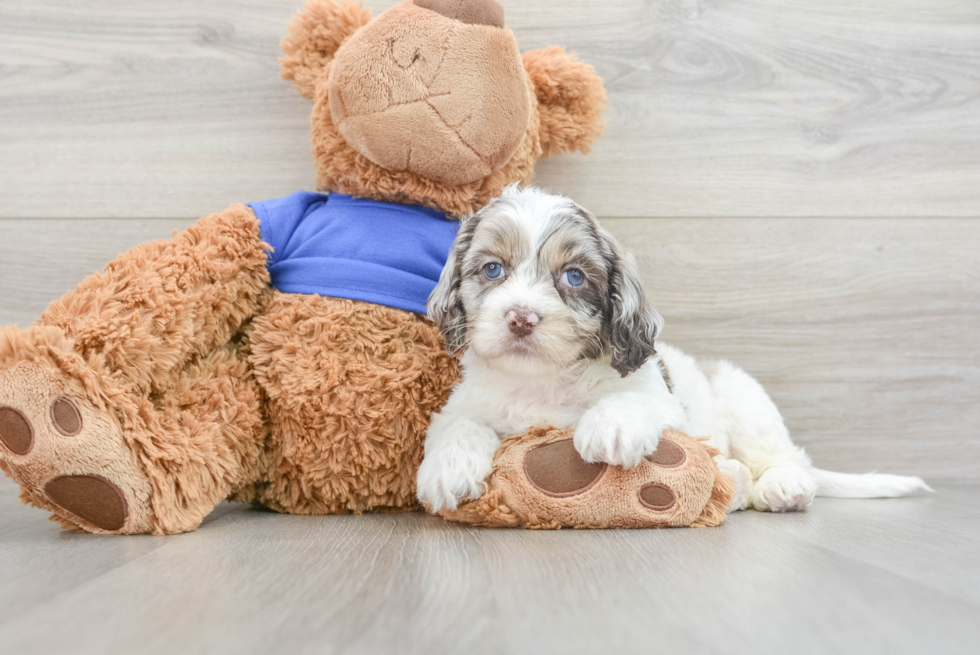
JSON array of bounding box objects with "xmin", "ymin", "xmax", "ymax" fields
[
  {"xmin": 248, "ymin": 293, "xmax": 460, "ymax": 514},
  {"xmin": 0, "ymin": 0, "xmax": 606, "ymax": 534},
  {"xmin": 418, "ymin": 187, "xmax": 932, "ymax": 516}
]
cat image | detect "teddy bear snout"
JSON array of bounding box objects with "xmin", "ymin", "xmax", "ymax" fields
[{"xmin": 413, "ymin": 0, "xmax": 505, "ymax": 28}]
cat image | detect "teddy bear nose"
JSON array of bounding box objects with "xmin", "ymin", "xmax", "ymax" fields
[{"xmin": 413, "ymin": 0, "xmax": 505, "ymax": 28}]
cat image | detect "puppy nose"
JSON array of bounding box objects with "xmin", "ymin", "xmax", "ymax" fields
[
  {"xmin": 413, "ymin": 0, "xmax": 505, "ymax": 28},
  {"xmin": 506, "ymin": 308, "xmax": 539, "ymax": 338}
]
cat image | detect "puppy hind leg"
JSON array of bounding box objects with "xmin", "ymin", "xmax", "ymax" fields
[
  {"xmin": 705, "ymin": 359, "xmax": 815, "ymax": 512},
  {"xmin": 714, "ymin": 457, "xmax": 752, "ymax": 512}
]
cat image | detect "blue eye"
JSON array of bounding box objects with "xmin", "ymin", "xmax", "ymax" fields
[
  {"xmin": 561, "ymin": 269, "xmax": 585, "ymax": 288},
  {"xmin": 483, "ymin": 262, "xmax": 504, "ymax": 280}
]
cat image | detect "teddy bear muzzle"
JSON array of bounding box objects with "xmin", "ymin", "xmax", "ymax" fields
[{"xmin": 327, "ymin": 0, "xmax": 530, "ymax": 186}]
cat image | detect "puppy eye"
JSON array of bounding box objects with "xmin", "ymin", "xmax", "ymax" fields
[
  {"xmin": 561, "ymin": 269, "xmax": 585, "ymax": 288},
  {"xmin": 483, "ymin": 262, "xmax": 504, "ymax": 280}
]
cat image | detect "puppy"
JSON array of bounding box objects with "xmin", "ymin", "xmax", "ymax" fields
[{"xmin": 417, "ymin": 185, "xmax": 930, "ymax": 513}]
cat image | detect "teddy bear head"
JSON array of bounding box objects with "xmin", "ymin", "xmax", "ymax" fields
[{"xmin": 280, "ymin": 0, "xmax": 606, "ymax": 217}]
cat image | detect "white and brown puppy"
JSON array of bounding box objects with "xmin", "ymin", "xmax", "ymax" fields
[{"xmin": 417, "ymin": 185, "xmax": 930, "ymax": 513}]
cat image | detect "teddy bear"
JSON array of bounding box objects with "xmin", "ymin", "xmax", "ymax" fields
[{"xmin": 0, "ymin": 0, "xmax": 607, "ymax": 534}]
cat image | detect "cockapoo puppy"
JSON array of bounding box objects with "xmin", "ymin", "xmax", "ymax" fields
[{"xmin": 417, "ymin": 186, "xmax": 930, "ymax": 513}]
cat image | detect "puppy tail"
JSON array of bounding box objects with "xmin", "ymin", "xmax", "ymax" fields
[{"xmin": 812, "ymin": 468, "xmax": 933, "ymax": 498}]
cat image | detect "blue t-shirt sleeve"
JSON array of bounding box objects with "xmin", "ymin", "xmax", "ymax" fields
[{"xmin": 248, "ymin": 191, "xmax": 328, "ymax": 265}]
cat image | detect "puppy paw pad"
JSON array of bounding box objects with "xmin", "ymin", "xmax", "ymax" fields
[
  {"xmin": 645, "ymin": 438, "xmax": 686, "ymax": 468},
  {"xmin": 51, "ymin": 398, "xmax": 83, "ymax": 436},
  {"xmin": 639, "ymin": 482, "xmax": 677, "ymax": 511},
  {"xmin": 44, "ymin": 474, "xmax": 128, "ymax": 532},
  {"xmin": 524, "ymin": 439, "xmax": 606, "ymax": 497},
  {"xmin": 0, "ymin": 406, "xmax": 34, "ymax": 455}
]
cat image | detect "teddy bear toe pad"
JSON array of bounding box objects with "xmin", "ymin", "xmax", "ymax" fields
[
  {"xmin": 0, "ymin": 406, "xmax": 34, "ymax": 455},
  {"xmin": 0, "ymin": 362, "xmax": 152, "ymax": 533},
  {"xmin": 645, "ymin": 439, "xmax": 686, "ymax": 468},
  {"xmin": 523, "ymin": 439, "xmax": 606, "ymax": 497},
  {"xmin": 638, "ymin": 483, "xmax": 677, "ymax": 511}
]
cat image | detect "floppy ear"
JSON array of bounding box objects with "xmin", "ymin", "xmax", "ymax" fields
[
  {"xmin": 427, "ymin": 214, "xmax": 481, "ymax": 355},
  {"xmin": 522, "ymin": 46, "xmax": 607, "ymax": 158},
  {"xmin": 280, "ymin": 0, "xmax": 373, "ymax": 100},
  {"xmin": 602, "ymin": 232, "xmax": 663, "ymax": 377}
]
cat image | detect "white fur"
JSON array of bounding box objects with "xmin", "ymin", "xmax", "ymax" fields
[{"xmin": 416, "ymin": 187, "xmax": 932, "ymax": 512}]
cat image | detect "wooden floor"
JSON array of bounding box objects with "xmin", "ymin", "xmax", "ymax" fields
[
  {"xmin": 0, "ymin": 477, "xmax": 977, "ymax": 655},
  {"xmin": 2, "ymin": 0, "xmax": 980, "ymax": 652}
]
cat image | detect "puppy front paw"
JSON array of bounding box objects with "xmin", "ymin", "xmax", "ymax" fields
[
  {"xmin": 574, "ymin": 396, "xmax": 661, "ymax": 468},
  {"xmin": 416, "ymin": 446, "xmax": 494, "ymax": 513}
]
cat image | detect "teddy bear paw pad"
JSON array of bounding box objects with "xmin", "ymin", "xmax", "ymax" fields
[
  {"xmin": 645, "ymin": 438, "xmax": 686, "ymax": 468},
  {"xmin": 0, "ymin": 362, "xmax": 152, "ymax": 533},
  {"xmin": 523, "ymin": 439, "xmax": 606, "ymax": 497},
  {"xmin": 0, "ymin": 406, "xmax": 34, "ymax": 455},
  {"xmin": 44, "ymin": 474, "xmax": 129, "ymax": 532},
  {"xmin": 638, "ymin": 482, "xmax": 676, "ymax": 511}
]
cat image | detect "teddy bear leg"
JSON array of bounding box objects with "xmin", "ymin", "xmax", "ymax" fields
[
  {"xmin": 131, "ymin": 346, "xmax": 268, "ymax": 534},
  {"xmin": 0, "ymin": 337, "xmax": 266, "ymax": 534},
  {"xmin": 35, "ymin": 203, "xmax": 270, "ymax": 394},
  {"xmin": 248, "ymin": 293, "xmax": 459, "ymax": 515},
  {"xmin": 714, "ymin": 456, "xmax": 752, "ymax": 512},
  {"xmin": 0, "ymin": 204, "xmax": 271, "ymax": 533}
]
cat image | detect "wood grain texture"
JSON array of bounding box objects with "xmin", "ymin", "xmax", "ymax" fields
[
  {"xmin": 2, "ymin": 217, "xmax": 977, "ymax": 481},
  {"xmin": 2, "ymin": 0, "xmax": 980, "ymax": 218},
  {"xmin": 0, "ymin": 477, "xmax": 977, "ymax": 655}
]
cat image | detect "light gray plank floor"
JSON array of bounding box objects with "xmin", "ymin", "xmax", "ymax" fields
[{"xmin": 0, "ymin": 476, "xmax": 976, "ymax": 655}]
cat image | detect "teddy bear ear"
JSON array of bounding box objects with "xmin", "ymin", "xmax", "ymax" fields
[
  {"xmin": 522, "ymin": 46, "xmax": 607, "ymax": 158},
  {"xmin": 279, "ymin": 0, "xmax": 374, "ymax": 101}
]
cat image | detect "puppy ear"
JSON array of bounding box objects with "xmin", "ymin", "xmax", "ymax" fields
[
  {"xmin": 280, "ymin": 0, "xmax": 373, "ymax": 100},
  {"xmin": 428, "ymin": 214, "xmax": 481, "ymax": 355},
  {"xmin": 603, "ymin": 233, "xmax": 663, "ymax": 377},
  {"xmin": 522, "ymin": 46, "xmax": 607, "ymax": 158}
]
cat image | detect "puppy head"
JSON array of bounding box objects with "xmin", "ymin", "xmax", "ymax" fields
[{"xmin": 428, "ymin": 185, "xmax": 663, "ymax": 377}]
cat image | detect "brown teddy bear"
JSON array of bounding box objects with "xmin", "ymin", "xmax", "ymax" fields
[{"xmin": 0, "ymin": 0, "xmax": 606, "ymax": 534}]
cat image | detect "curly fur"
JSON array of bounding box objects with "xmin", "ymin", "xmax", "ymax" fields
[
  {"xmin": 522, "ymin": 46, "xmax": 606, "ymax": 158},
  {"xmin": 248, "ymin": 293, "xmax": 459, "ymax": 514}
]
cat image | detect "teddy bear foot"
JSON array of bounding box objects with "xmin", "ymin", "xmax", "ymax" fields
[
  {"xmin": 438, "ymin": 428, "xmax": 735, "ymax": 529},
  {"xmin": 0, "ymin": 361, "xmax": 154, "ymax": 534}
]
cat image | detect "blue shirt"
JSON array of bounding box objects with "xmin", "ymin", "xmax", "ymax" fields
[{"xmin": 248, "ymin": 192, "xmax": 459, "ymax": 315}]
